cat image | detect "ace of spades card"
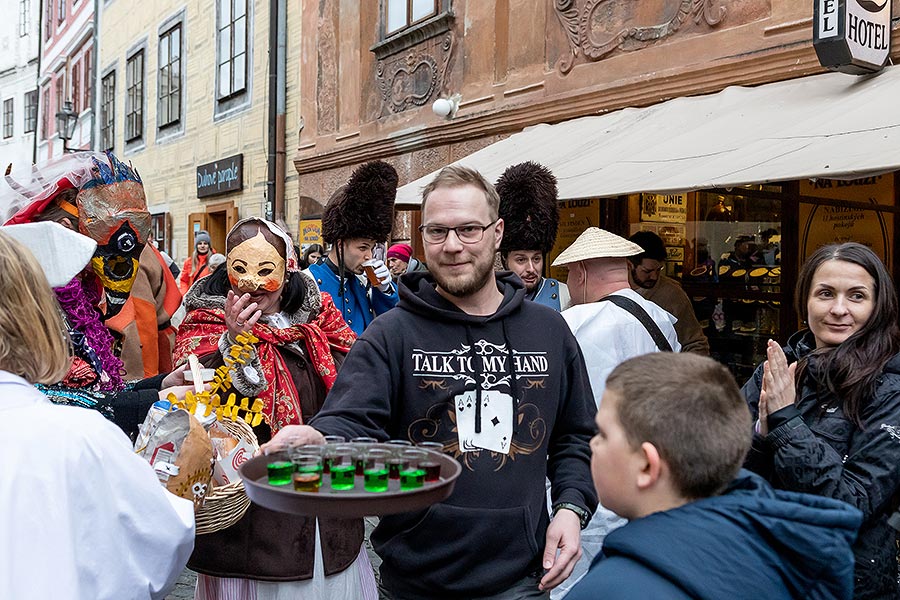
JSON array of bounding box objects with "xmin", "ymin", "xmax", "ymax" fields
[{"xmin": 454, "ymin": 389, "xmax": 513, "ymax": 454}]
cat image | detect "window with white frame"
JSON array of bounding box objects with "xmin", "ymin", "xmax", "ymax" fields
[
  {"xmin": 217, "ymin": 0, "xmax": 248, "ymax": 100},
  {"xmin": 385, "ymin": 0, "xmax": 438, "ymax": 35},
  {"xmin": 40, "ymin": 87, "xmax": 49, "ymax": 139},
  {"xmin": 100, "ymin": 71, "xmax": 115, "ymax": 150},
  {"xmin": 84, "ymin": 49, "xmax": 92, "ymax": 110},
  {"xmin": 125, "ymin": 51, "xmax": 144, "ymax": 142},
  {"xmin": 57, "ymin": 0, "xmax": 64, "ymax": 23},
  {"xmin": 3, "ymin": 100, "xmax": 13, "ymax": 139},
  {"xmin": 158, "ymin": 24, "xmax": 182, "ymax": 128},
  {"xmin": 24, "ymin": 90, "xmax": 37, "ymax": 133},
  {"xmin": 18, "ymin": 0, "xmax": 29, "ymax": 37},
  {"xmin": 70, "ymin": 61, "xmax": 80, "ymax": 114}
]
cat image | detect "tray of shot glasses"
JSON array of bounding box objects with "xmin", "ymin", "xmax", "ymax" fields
[{"xmin": 240, "ymin": 438, "xmax": 462, "ymax": 518}]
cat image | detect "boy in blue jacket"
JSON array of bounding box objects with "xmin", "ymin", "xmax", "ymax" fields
[{"xmin": 566, "ymin": 352, "xmax": 861, "ymax": 600}]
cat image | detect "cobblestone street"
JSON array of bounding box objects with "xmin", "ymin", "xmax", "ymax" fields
[{"xmin": 166, "ymin": 517, "xmax": 383, "ymax": 599}]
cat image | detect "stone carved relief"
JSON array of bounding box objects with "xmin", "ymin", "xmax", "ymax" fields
[
  {"xmin": 554, "ymin": 0, "xmax": 726, "ymax": 75},
  {"xmin": 375, "ymin": 33, "xmax": 454, "ymax": 115}
]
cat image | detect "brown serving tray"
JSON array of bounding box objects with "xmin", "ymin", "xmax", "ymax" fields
[{"xmin": 240, "ymin": 448, "xmax": 462, "ymax": 518}]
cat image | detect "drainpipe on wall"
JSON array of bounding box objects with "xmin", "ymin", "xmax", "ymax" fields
[
  {"xmin": 33, "ymin": 0, "xmax": 44, "ymax": 163},
  {"xmin": 266, "ymin": 0, "xmax": 287, "ymax": 228},
  {"xmin": 91, "ymin": 0, "xmax": 99, "ymax": 150}
]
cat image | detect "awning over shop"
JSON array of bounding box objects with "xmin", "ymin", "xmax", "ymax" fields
[{"xmin": 395, "ymin": 66, "xmax": 900, "ymax": 206}]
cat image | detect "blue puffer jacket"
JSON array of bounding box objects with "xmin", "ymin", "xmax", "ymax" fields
[{"xmin": 565, "ymin": 470, "xmax": 861, "ymax": 600}]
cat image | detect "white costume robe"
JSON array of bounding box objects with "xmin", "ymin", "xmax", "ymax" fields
[
  {"xmin": 553, "ymin": 289, "xmax": 680, "ymax": 599},
  {"xmin": 0, "ymin": 370, "xmax": 195, "ymax": 600}
]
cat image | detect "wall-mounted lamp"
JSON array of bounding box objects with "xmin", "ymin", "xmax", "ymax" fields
[{"xmin": 432, "ymin": 94, "xmax": 462, "ymax": 119}]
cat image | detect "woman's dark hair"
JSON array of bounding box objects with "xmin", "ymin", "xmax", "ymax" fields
[
  {"xmin": 302, "ymin": 243, "xmax": 325, "ymax": 267},
  {"xmin": 795, "ymin": 242, "xmax": 900, "ymax": 425}
]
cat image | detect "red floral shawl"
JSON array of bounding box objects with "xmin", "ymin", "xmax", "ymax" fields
[{"xmin": 174, "ymin": 291, "xmax": 355, "ymax": 433}]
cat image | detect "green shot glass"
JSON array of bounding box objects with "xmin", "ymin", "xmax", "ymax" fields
[
  {"xmin": 399, "ymin": 449, "xmax": 428, "ymax": 491},
  {"xmin": 328, "ymin": 445, "xmax": 356, "ymax": 491},
  {"xmin": 363, "ymin": 448, "xmax": 391, "ymax": 493}
]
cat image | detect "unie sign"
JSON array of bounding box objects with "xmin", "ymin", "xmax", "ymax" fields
[
  {"xmin": 814, "ymin": 0, "xmax": 891, "ymax": 74},
  {"xmin": 196, "ymin": 154, "xmax": 244, "ymax": 198}
]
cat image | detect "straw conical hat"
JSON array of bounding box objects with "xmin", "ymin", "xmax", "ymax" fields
[{"xmin": 551, "ymin": 227, "xmax": 643, "ymax": 266}]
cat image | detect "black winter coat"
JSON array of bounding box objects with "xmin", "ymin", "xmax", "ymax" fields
[{"xmin": 743, "ymin": 330, "xmax": 900, "ymax": 600}]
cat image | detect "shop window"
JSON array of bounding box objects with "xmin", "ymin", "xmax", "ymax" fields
[
  {"xmin": 3, "ymin": 99, "xmax": 13, "ymax": 139},
  {"xmin": 24, "ymin": 90, "xmax": 37, "ymax": 133},
  {"xmin": 125, "ymin": 50, "xmax": 144, "ymax": 143},
  {"xmin": 100, "ymin": 71, "xmax": 115, "ymax": 150}
]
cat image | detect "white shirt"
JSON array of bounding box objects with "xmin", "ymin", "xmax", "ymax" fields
[
  {"xmin": 553, "ymin": 289, "xmax": 680, "ymax": 599},
  {"xmin": 0, "ymin": 371, "xmax": 195, "ymax": 600},
  {"xmin": 561, "ymin": 288, "xmax": 681, "ymax": 406}
]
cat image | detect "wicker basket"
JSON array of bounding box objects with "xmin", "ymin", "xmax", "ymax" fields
[{"xmin": 195, "ymin": 417, "xmax": 259, "ymax": 535}]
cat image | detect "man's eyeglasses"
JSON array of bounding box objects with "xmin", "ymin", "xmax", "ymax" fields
[{"xmin": 419, "ymin": 219, "xmax": 499, "ymax": 244}]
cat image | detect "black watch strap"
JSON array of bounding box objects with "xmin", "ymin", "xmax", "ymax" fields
[{"xmin": 552, "ymin": 502, "xmax": 591, "ymax": 530}]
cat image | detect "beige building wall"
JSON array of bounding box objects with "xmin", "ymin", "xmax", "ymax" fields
[{"xmin": 99, "ymin": 0, "xmax": 302, "ymax": 263}]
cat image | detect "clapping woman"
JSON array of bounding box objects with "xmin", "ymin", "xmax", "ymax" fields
[
  {"xmin": 175, "ymin": 217, "xmax": 375, "ymax": 599},
  {"xmin": 743, "ymin": 242, "xmax": 900, "ymax": 599}
]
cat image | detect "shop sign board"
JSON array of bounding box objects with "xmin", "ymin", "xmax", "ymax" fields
[
  {"xmin": 814, "ymin": 0, "xmax": 891, "ymax": 74},
  {"xmin": 197, "ymin": 154, "xmax": 244, "ymax": 198},
  {"xmin": 549, "ymin": 198, "xmax": 600, "ymax": 282},
  {"xmin": 640, "ymin": 193, "xmax": 687, "ymax": 224},
  {"xmin": 299, "ymin": 219, "xmax": 323, "ymax": 247}
]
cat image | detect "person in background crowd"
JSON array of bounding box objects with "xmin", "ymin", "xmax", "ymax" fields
[
  {"xmin": 550, "ymin": 227, "xmax": 680, "ymax": 598},
  {"xmin": 302, "ymin": 242, "xmax": 325, "ymax": 268},
  {"xmin": 0, "ymin": 228, "xmax": 195, "ymax": 600},
  {"xmin": 179, "ymin": 230, "xmax": 214, "ymax": 294},
  {"xmin": 264, "ymin": 165, "xmax": 598, "ymax": 599},
  {"xmin": 495, "ymin": 162, "xmax": 569, "ymax": 311},
  {"xmin": 207, "ymin": 252, "xmax": 226, "ymax": 273},
  {"xmin": 743, "ymin": 242, "xmax": 900, "ymax": 600},
  {"xmin": 307, "ymin": 161, "xmax": 399, "ymax": 336},
  {"xmin": 386, "ymin": 242, "xmax": 427, "ymax": 277},
  {"xmin": 566, "ymin": 353, "xmax": 859, "ymax": 600},
  {"xmin": 627, "ymin": 231, "xmax": 709, "ymax": 355},
  {"xmin": 175, "ymin": 217, "xmax": 373, "ymax": 599}
]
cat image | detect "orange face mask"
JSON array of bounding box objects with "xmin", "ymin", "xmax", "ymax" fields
[{"xmin": 227, "ymin": 232, "xmax": 286, "ymax": 293}]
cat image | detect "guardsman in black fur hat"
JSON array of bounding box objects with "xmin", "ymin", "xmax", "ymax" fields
[
  {"xmin": 306, "ymin": 160, "xmax": 399, "ymax": 335},
  {"xmin": 495, "ymin": 162, "xmax": 570, "ymax": 311}
]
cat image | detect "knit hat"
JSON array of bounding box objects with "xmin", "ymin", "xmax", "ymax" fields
[
  {"xmin": 387, "ymin": 243, "xmax": 412, "ymax": 262},
  {"xmin": 551, "ymin": 227, "xmax": 643, "ymax": 266},
  {"xmin": 495, "ymin": 161, "xmax": 559, "ymax": 255},
  {"xmin": 194, "ymin": 230, "xmax": 211, "ymax": 248},
  {"xmin": 322, "ymin": 161, "xmax": 397, "ymax": 245}
]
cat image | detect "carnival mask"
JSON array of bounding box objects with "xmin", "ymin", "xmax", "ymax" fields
[
  {"xmin": 227, "ymin": 231, "xmax": 286, "ymax": 293},
  {"xmin": 76, "ymin": 157, "xmax": 150, "ymax": 317}
]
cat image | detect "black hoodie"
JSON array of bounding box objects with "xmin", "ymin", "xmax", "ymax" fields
[{"xmin": 312, "ymin": 271, "xmax": 598, "ymax": 599}]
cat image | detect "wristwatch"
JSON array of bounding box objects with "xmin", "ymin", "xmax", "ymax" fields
[{"xmin": 552, "ymin": 502, "xmax": 591, "ymax": 530}]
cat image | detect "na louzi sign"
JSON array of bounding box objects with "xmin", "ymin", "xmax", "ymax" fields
[
  {"xmin": 814, "ymin": 0, "xmax": 891, "ymax": 74},
  {"xmin": 197, "ymin": 154, "xmax": 244, "ymax": 198}
]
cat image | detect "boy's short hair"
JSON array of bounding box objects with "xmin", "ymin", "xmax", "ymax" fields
[{"xmin": 605, "ymin": 353, "xmax": 752, "ymax": 499}]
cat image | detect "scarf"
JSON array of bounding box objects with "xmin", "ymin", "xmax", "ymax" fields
[{"xmin": 174, "ymin": 291, "xmax": 355, "ymax": 433}]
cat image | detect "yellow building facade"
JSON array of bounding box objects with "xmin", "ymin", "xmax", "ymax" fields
[{"xmin": 98, "ymin": 0, "xmax": 303, "ymax": 262}]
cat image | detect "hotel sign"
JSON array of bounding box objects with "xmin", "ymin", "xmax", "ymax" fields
[{"xmin": 814, "ymin": 0, "xmax": 891, "ymax": 74}]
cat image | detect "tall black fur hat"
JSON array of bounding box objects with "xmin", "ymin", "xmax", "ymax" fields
[
  {"xmin": 322, "ymin": 160, "xmax": 398, "ymax": 244},
  {"xmin": 496, "ymin": 161, "xmax": 559, "ymax": 255}
]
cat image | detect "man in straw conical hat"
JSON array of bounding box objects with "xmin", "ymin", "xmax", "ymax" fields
[{"xmin": 549, "ymin": 226, "xmax": 681, "ymax": 599}]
